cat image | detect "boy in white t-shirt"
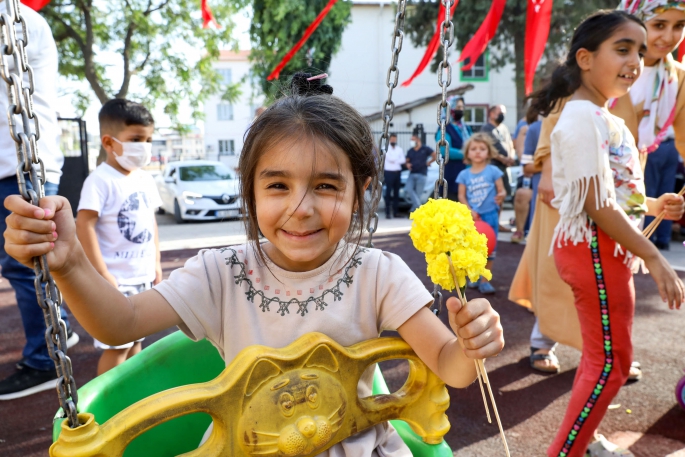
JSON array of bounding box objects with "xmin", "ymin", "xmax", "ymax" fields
[{"xmin": 75, "ymin": 99, "xmax": 162, "ymax": 375}]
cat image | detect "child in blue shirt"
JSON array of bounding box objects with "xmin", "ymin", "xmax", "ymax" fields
[{"xmin": 457, "ymin": 132, "xmax": 507, "ymax": 294}]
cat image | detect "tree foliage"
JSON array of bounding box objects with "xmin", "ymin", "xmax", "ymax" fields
[
  {"xmin": 40, "ymin": 0, "xmax": 247, "ymax": 125},
  {"xmin": 405, "ymin": 0, "xmax": 615, "ymax": 114},
  {"xmin": 249, "ymin": 0, "xmax": 351, "ymax": 101}
]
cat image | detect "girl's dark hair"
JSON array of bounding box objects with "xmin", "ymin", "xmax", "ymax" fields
[
  {"xmin": 531, "ymin": 10, "xmax": 644, "ymax": 116},
  {"xmin": 240, "ymin": 72, "xmax": 377, "ymax": 266}
]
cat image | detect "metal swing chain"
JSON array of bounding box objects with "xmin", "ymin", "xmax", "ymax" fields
[
  {"xmin": 366, "ymin": 0, "xmax": 407, "ymax": 249},
  {"xmin": 0, "ymin": 0, "xmax": 80, "ymax": 427},
  {"xmin": 431, "ymin": 0, "xmax": 455, "ymax": 315}
]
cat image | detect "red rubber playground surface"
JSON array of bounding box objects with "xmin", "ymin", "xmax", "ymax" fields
[{"xmin": 1, "ymin": 233, "xmax": 684, "ymax": 456}]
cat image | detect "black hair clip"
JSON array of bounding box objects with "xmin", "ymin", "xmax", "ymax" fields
[{"xmin": 291, "ymin": 72, "xmax": 334, "ymax": 96}]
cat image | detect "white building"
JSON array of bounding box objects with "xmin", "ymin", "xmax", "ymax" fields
[
  {"xmin": 203, "ymin": 1, "xmax": 517, "ymax": 159},
  {"xmin": 326, "ymin": 0, "xmax": 518, "ymax": 148},
  {"xmin": 203, "ymin": 50, "xmax": 264, "ymax": 170},
  {"xmin": 152, "ymin": 127, "xmax": 205, "ymax": 166}
]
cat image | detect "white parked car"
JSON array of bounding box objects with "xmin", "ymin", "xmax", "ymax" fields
[{"xmin": 156, "ymin": 160, "xmax": 241, "ymax": 223}]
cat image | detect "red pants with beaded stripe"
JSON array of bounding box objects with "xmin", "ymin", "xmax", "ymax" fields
[{"xmin": 547, "ymin": 224, "xmax": 634, "ymax": 457}]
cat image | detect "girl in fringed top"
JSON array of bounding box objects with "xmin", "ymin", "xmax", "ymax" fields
[{"xmin": 530, "ymin": 10, "xmax": 685, "ymax": 457}]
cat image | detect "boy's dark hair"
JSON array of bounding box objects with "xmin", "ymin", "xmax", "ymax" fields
[
  {"xmin": 531, "ymin": 10, "xmax": 645, "ymax": 116},
  {"xmin": 240, "ymin": 73, "xmax": 377, "ymax": 266},
  {"xmin": 99, "ymin": 98, "xmax": 155, "ymax": 135}
]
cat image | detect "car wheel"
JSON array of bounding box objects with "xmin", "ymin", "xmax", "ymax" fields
[{"xmin": 173, "ymin": 199, "xmax": 185, "ymax": 224}]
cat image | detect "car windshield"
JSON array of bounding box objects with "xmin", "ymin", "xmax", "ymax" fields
[{"xmin": 179, "ymin": 165, "xmax": 232, "ymax": 181}]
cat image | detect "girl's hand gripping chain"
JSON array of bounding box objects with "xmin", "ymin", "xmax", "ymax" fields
[
  {"xmin": 4, "ymin": 195, "xmax": 78, "ymax": 273},
  {"xmin": 410, "ymin": 199, "xmax": 509, "ymax": 457}
]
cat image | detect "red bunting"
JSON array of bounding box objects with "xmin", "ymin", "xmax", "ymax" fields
[
  {"xmin": 458, "ymin": 0, "xmax": 506, "ymax": 71},
  {"xmin": 202, "ymin": 0, "xmax": 220, "ymax": 29},
  {"xmin": 524, "ymin": 0, "xmax": 552, "ymax": 95},
  {"xmin": 401, "ymin": 0, "xmax": 459, "ymax": 87},
  {"xmin": 267, "ymin": 0, "xmax": 339, "ymax": 81},
  {"xmin": 20, "ymin": 0, "xmax": 51, "ymax": 10}
]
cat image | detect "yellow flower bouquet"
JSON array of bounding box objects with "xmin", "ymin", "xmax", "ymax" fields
[
  {"xmin": 409, "ymin": 199, "xmax": 491, "ymax": 290},
  {"xmin": 410, "ymin": 198, "xmax": 509, "ymax": 457}
]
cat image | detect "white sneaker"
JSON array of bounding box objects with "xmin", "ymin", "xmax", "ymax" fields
[{"xmin": 585, "ymin": 435, "xmax": 634, "ymax": 457}]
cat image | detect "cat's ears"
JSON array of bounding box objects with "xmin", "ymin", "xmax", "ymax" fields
[
  {"xmin": 304, "ymin": 344, "xmax": 339, "ymax": 373},
  {"xmin": 244, "ymin": 344, "xmax": 340, "ymax": 397}
]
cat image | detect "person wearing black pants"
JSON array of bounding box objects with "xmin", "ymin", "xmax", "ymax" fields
[
  {"xmin": 383, "ymin": 134, "xmax": 404, "ymax": 218},
  {"xmin": 644, "ymin": 138, "xmax": 679, "ymax": 250}
]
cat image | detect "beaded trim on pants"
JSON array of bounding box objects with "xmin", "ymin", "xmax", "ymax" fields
[{"xmin": 557, "ymin": 224, "xmax": 614, "ymax": 457}]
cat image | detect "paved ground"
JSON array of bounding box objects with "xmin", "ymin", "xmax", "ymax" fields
[{"xmin": 1, "ymin": 222, "xmax": 684, "ymax": 456}]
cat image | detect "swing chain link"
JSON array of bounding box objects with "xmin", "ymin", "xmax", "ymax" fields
[
  {"xmin": 1, "ymin": 0, "xmax": 80, "ymax": 427},
  {"xmin": 366, "ymin": 0, "xmax": 407, "ymax": 248},
  {"xmin": 431, "ymin": 0, "xmax": 455, "ymax": 316}
]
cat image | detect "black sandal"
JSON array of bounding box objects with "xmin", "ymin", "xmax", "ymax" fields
[{"xmin": 530, "ymin": 346, "xmax": 561, "ymax": 373}]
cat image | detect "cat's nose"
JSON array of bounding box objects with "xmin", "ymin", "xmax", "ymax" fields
[{"xmin": 297, "ymin": 417, "xmax": 317, "ymax": 438}]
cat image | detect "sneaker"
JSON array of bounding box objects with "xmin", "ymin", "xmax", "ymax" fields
[
  {"xmin": 585, "ymin": 435, "xmax": 634, "ymax": 456},
  {"xmin": 0, "ymin": 366, "xmax": 58, "ymax": 400},
  {"xmin": 16, "ymin": 328, "xmax": 79, "ymax": 370},
  {"xmin": 478, "ymin": 281, "xmax": 496, "ymax": 295},
  {"xmin": 467, "ymin": 278, "xmax": 479, "ymax": 289}
]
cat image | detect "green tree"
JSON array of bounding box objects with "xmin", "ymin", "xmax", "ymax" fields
[
  {"xmin": 405, "ymin": 0, "xmax": 615, "ymax": 117},
  {"xmin": 249, "ymin": 0, "xmax": 351, "ymax": 101},
  {"xmin": 41, "ymin": 0, "xmax": 246, "ymax": 125}
]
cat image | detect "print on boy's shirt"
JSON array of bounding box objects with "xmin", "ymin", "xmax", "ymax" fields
[
  {"xmin": 117, "ymin": 191, "xmax": 154, "ymax": 244},
  {"xmin": 114, "ymin": 248, "xmax": 154, "ymax": 259}
]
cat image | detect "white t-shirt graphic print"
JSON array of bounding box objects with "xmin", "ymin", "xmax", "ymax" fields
[{"xmin": 78, "ymin": 163, "xmax": 162, "ymax": 284}]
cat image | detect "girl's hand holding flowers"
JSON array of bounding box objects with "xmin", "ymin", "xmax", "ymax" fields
[{"xmin": 447, "ymin": 296, "xmax": 504, "ymax": 360}]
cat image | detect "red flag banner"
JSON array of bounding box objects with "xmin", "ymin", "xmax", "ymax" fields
[
  {"xmin": 401, "ymin": 0, "xmax": 459, "ymax": 87},
  {"xmin": 267, "ymin": 0, "xmax": 339, "ymax": 81},
  {"xmin": 679, "ymin": 40, "xmax": 685, "ymax": 62},
  {"xmin": 20, "ymin": 0, "xmax": 51, "ymax": 10},
  {"xmin": 202, "ymin": 0, "xmax": 220, "ymax": 29},
  {"xmin": 524, "ymin": 0, "xmax": 553, "ymax": 95},
  {"xmin": 458, "ymin": 0, "xmax": 506, "ymax": 71}
]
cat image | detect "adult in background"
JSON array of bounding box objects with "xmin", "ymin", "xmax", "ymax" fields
[
  {"xmin": 436, "ymin": 96, "xmax": 472, "ymax": 200},
  {"xmin": 383, "ymin": 133, "xmax": 404, "ymax": 219},
  {"xmin": 0, "ymin": 5, "xmax": 79, "ymax": 400},
  {"xmin": 481, "ymin": 105, "xmax": 515, "ymax": 232},
  {"xmin": 405, "ymin": 134, "xmax": 436, "ymax": 213},
  {"xmin": 511, "ymin": 104, "xmax": 541, "ymax": 244}
]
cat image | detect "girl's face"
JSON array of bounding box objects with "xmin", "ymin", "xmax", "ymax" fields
[
  {"xmin": 644, "ymin": 9, "xmax": 685, "ymax": 65},
  {"xmin": 579, "ymin": 21, "xmax": 646, "ymax": 102},
  {"xmin": 467, "ymin": 141, "xmax": 490, "ymax": 164},
  {"xmin": 254, "ymin": 138, "xmax": 358, "ymax": 272}
]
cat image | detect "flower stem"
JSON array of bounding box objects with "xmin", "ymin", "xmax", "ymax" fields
[{"xmin": 447, "ymin": 255, "xmax": 510, "ymax": 457}]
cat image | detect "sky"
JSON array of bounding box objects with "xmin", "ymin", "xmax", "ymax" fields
[{"xmin": 55, "ymin": 9, "xmax": 253, "ymax": 135}]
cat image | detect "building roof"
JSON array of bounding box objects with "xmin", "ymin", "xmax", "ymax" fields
[
  {"xmin": 219, "ymin": 50, "xmax": 250, "ymax": 62},
  {"xmin": 363, "ymin": 83, "xmax": 474, "ymax": 121}
]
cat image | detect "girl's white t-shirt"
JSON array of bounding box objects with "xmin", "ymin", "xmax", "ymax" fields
[
  {"xmin": 77, "ymin": 163, "xmax": 162, "ymax": 285},
  {"xmin": 154, "ymin": 242, "xmax": 434, "ymax": 457}
]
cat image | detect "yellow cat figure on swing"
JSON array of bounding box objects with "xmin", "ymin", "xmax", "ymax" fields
[{"xmin": 5, "ymin": 73, "xmax": 504, "ymax": 456}]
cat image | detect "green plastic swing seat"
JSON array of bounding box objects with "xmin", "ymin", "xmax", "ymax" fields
[{"xmin": 52, "ymin": 331, "xmax": 453, "ymax": 456}]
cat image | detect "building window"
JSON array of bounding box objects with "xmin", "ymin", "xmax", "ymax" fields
[
  {"xmin": 218, "ymin": 68, "xmax": 232, "ymax": 85},
  {"xmin": 463, "ymin": 105, "xmax": 488, "ymax": 131},
  {"xmin": 217, "ymin": 103, "xmax": 234, "ymax": 121},
  {"xmin": 219, "ymin": 139, "xmax": 235, "ymax": 156},
  {"xmin": 461, "ymin": 53, "xmax": 488, "ymax": 81}
]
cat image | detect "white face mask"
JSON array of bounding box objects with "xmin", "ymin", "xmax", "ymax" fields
[
  {"xmin": 409, "ymin": 140, "xmax": 417, "ymax": 148},
  {"xmin": 112, "ymin": 138, "xmax": 152, "ymax": 171}
]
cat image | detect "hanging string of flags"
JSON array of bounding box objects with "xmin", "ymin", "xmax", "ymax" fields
[
  {"xmin": 401, "ymin": 0, "xmax": 459, "ymax": 87},
  {"xmin": 402, "ymin": 0, "xmax": 552, "ymax": 95}
]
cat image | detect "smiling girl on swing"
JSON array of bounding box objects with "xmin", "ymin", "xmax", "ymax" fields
[{"xmin": 3, "ymin": 73, "xmax": 505, "ymax": 457}]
